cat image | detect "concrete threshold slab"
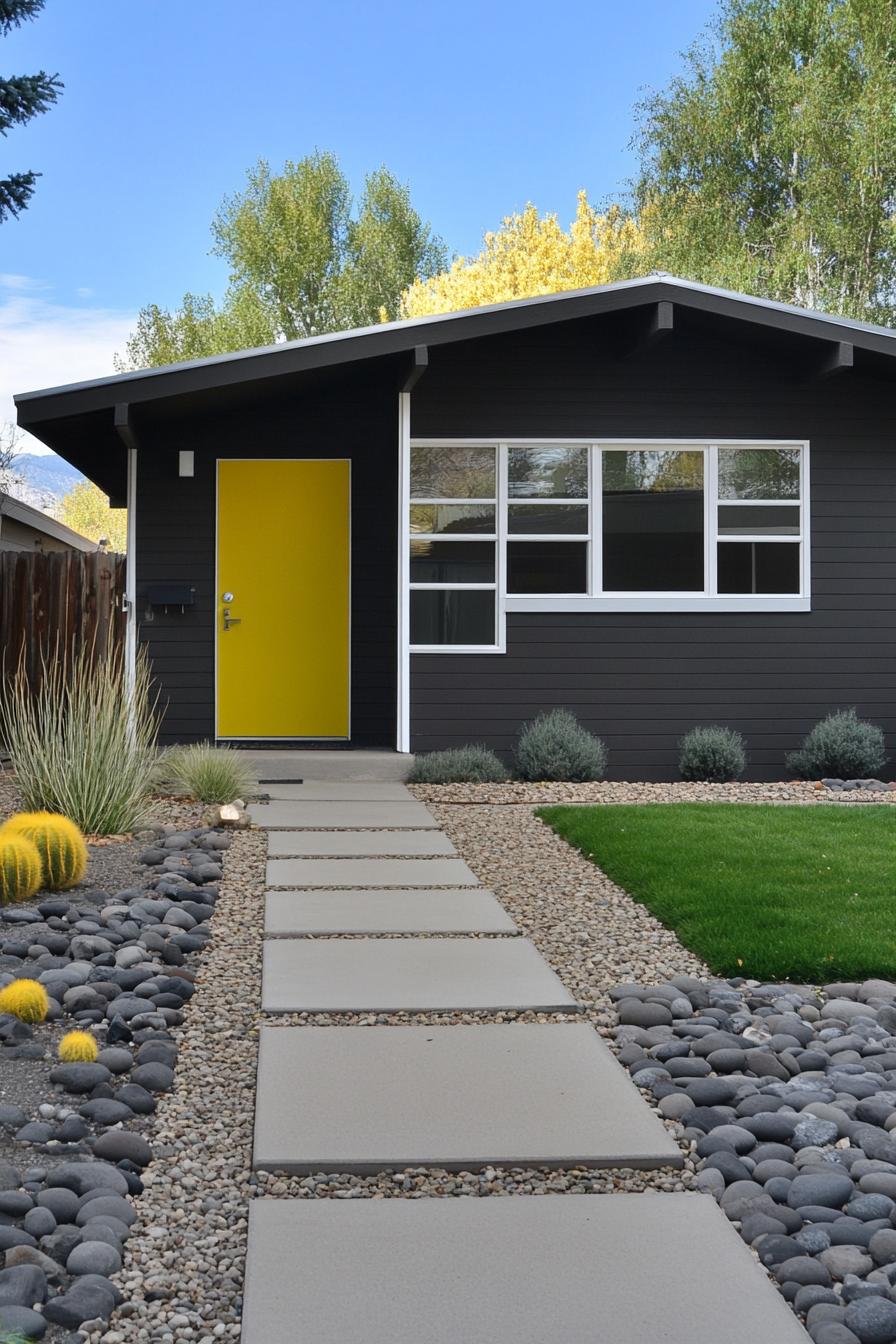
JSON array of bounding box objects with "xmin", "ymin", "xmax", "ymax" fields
[
  {"xmin": 240, "ymin": 749, "xmax": 411, "ymax": 782},
  {"xmin": 256, "ymin": 782, "xmax": 413, "ymax": 801},
  {"xmin": 266, "ymin": 830, "xmax": 455, "ymax": 858},
  {"xmin": 264, "ymin": 889, "xmax": 518, "ymax": 935},
  {"xmin": 243, "ymin": 1195, "xmax": 809, "ymax": 1344},
  {"xmin": 266, "ymin": 856, "xmax": 480, "ymax": 888},
  {"xmin": 249, "ymin": 800, "xmax": 438, "ymax": 829},
  {"xmin": 253, "ymin": 1023, "xmax": 682, "ymax": 1173},
  {"xmin": 261, "ymin": 937, "xmax": 578, "ymax": 1013}
]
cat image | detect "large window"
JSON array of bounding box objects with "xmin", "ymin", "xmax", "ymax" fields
[{"xmin": 408, "ymin": 441, "xmax": 808, "ymax": 649}]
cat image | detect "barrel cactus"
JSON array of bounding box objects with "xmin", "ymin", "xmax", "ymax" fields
[
  {"xmin": 58, "ymin": 1030, "xmax": 98, "ymax": 1062},
  {"xmin": 0, "ymin": 833, "xmax": 42, "ymax": 905},
  {"xmin": 1, "ymin": 812, "xmax": 88, "ymax": 891},
  {"xmin": 0, "ymin": 978, "xmax": 49, "ymax": 1022}
]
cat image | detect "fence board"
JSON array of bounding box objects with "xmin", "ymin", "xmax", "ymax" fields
[{"xmin": 0, "ymin": 551, "xmax": 126, "ymax": 687}]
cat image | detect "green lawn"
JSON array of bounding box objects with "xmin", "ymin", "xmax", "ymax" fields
[{"xmin": 537, "ymin": 803, "xmax": 896, "ymax": 983}]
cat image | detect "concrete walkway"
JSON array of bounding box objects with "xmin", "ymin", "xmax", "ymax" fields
[{"xmin": 244, "ymin": 772, "xmax": 809, "ymax": 1344}]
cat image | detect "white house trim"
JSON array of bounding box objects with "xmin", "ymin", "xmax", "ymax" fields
[
  {"xmin": 124, "ymin": 446, "xmax": 138, "ymax": 699},
  {"xmin": 396, "ymin": 393, "xmax": 412, "ymax": 752}
]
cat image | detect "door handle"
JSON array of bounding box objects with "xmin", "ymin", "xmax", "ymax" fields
[{"xmin": 222, "ymin": 607, "xmax": 241, "ymax": 631}]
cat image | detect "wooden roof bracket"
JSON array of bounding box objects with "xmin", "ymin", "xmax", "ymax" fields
[
  {"xmin": 615, "ymin": 300, "xmax": 674, "ymax": 358},
  {"xmin": 110, "ymin": 403, "xmax": 139, "ymax": 508},
  {"xmin": 401, "ymin": 345, "xmax": 429, "ymax": 393},
  {"xmin": 816, "ymin": 340, "xmax": 854, "ymax": 377}
]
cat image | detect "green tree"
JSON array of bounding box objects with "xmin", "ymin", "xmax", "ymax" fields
[
  {"xmin": 1, "ymin": 0, "xmax": 62, "ymax": 222},
  {"xmin": 118, "ymin": 151, "xmax": 446, "ymax": 369},
  {"xmin": 634, "ymin": 0, "xmax": 896, "ymax": 322},
  {"xmin": 57, "ymin": 480, "xmax": 127, "ymax": 552}
]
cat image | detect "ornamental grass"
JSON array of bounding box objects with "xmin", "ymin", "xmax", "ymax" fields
[{"xmin": 0, "ymin": 644, "xmax": 160, "ymax": 835}]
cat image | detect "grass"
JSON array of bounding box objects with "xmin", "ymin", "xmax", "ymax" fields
[
  {"xmin": 538, "ymin": 803, "xmax": 896, "ymax": 983},
  {"xmin": 152, "ymin": 743, "xmax": 256, "ymax": 804}
]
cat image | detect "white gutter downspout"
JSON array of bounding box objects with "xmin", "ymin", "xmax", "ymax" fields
[{"xmin": 396, "ymin": 347, "xmax": 428, "ymax": 753}]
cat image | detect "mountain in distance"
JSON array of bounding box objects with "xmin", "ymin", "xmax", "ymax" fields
[{"xmin": 5, "ymin": 453, "xmax": 85, "ymax": 509}]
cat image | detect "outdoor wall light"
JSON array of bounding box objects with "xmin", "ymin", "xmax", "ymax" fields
[{"xmin": 178, "ymin": 450, "xmax": 195, "ymax": 477}]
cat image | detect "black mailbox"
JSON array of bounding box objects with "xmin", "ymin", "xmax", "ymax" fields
[{"xmin": 144, "ymin": 584, "xmax": 196, "ymax": 611}]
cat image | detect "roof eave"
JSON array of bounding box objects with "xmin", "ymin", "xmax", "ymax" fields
[{"xmin": 15, "ymin": 275, "xmax": 896, "ymax": 428}]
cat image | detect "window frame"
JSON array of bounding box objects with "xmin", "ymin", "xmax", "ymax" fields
[{"xmin": 407, "ymin": 439, "xmax": 810, "ymax": 652}]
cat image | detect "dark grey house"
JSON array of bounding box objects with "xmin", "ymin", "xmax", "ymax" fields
[{"xmin": 14, "ymin": 275, "xmax": 896, "ymax": 780}]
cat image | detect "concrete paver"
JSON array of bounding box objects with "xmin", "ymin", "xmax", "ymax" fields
[
  {"xmin": 253, "ymin": 1023, "xmax": 682, "ymax": 1173},
  {"xmin": 261, "ymin": 937, "xmax": 579, "ymax": 1013},
  {"xmin": 249, "ymin": 800, "xmax": 438, "ymax": 828},
  {"xmin": 266, "ymin": 829, "xmax": 455, "ymax": 857},
  {"xmin": 266, "ymin": 856, "xmax": 480, "ymax": 888},
  {"xmin": 264, "ymin": 888, "xmax": 517, "ymax": 935},
  {"xmin": 242, "ymin": 1195, "xmax": 809, "ymax": 1344}
]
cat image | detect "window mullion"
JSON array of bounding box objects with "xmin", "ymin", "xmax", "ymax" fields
[
  {"xmin": 591, "ymin": 445, "xmax": 602, "ymax": 596},
  {"xmin": 707, "ymin": 444, "xmax": 718, "ymax": 597},
  {"xmin": 497, "ymin": 444, "xmax": 508, "ymax": 648}
]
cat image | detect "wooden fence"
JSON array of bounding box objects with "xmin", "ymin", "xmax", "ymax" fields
[{"xmin": 0, "ymin": 550, "xmax": 126, "ymax": 685}]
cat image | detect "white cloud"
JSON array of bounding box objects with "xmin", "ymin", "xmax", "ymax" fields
[
  {"xmin": 0, "ymin": 273, "xmax": 48, "ymax": 292},
  {"xmin": 0, "ymin": 293, "xmax": 136, "ymax": 455}
]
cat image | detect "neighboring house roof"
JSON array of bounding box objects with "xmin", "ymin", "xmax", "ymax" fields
[
  {"xmin": 12, "ymin": 274, "xmax": 896, "ymax": 498},
  {"xmin": 0, "ymin": 492, "xmax": 97, "ymax": 552}
]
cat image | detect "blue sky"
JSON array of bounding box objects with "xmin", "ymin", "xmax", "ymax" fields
[{"xmin": 2, "ymin": 0, "xmax": 716, "ymax": 442}]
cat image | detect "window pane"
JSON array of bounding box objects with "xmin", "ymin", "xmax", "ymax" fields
[
  {"xmin": 717, "ymin": 542, "xmax": 801, "ymax": 593},
  {"xmin": 508, "ymin": 503, "xmax": 589, "ymax": 535},
  {"xmin": 410, "ymin": 446, "xmax": 495, "ymax": 499},
  {"xmin": 602, "ymin": 449, "xmax": 704, "ymax": 591},
  {"xmin": 508, "ymin": 445, "xmax": 588, "ymax": 498},
  {"xmin": 410, "ymin": 589, "xmax": 496, "ymax": 645},
  {"xmin": 410, "ymin": 504, "xmax": 496, "ymax": 535},
  {"xmin": 718, "ymin": 447, "xmax": 800, "ymax": 500},
  {"xmin": 507, "ymin": 541, "xmax": 587, "ymax": 594},
  {"xmin": 717, "ymin": 505, "xmax": 800, "ymax": 536},
  {"xmin": 410, "ymin": 540, "xmax": 495, "ymax": 583}
]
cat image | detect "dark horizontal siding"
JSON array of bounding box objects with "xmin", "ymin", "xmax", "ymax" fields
[{"xmin": 410, "ymin": 315, "xmax": 896, "ymax": 780}]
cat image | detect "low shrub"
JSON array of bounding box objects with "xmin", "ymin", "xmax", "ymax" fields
[
  {"xmin": 0, "ymin": 644, "xmax": 159, "ymax": 835},
  {"xmin": 1, "ymin": 812, "xmax": 88, "ymax": 890},
  {"xmin": 515, "ymin": 708, "xmax": 608, "ymax": 782},
  {"xmin": 678, "ymin": 726, "xmax": 747, "ymax": 783},
  {"xmin": 408, "ymin": 745, "xmax": 510, "ymax": 784},
  {"xmin": 786, "ymin": 708, "xmax": 887, "ymax": 780},
  {"xmin": 58, "ymin": 1030, "xmax": 98, "ymax": 1062},
  {"xmin": 154, "ymin": 742, "xmax": 256, "ymax": 803},
  {"xmin": 0, "ymin": 979, "xmax": 48, "ymax": 1023},
  {"xmin": 0, "ymin": 833, "xmax": 42, "ymax": 905}
]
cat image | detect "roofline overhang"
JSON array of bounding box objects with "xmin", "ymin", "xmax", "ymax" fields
[{"xmin": 15, "ymin": 275, "xmax": 896, "ymax": 430}]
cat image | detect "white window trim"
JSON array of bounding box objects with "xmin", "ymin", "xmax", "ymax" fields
[{"xmin": 407, "ymin": 438, "xmax": 811, "ymax": 651}]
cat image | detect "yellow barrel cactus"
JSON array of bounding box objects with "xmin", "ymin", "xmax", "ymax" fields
[
  {"xmin": 58, "ymin": 1030, "xmax": 98, "ymax": 1062},
  {"xmin": 1, "ymin": 812, "xmax": 88, "ymax": 891},
  {"xmin": 0, "ymin": 978, "xmax": 49, "ymax": 1022},
  {"xmin": 0, "ymin": 832, "xmax": 42, "ymax": 905}
]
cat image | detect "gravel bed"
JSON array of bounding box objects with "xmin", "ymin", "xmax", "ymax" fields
[
  {"xmin": 613, "ymin": 975, "xmax": 896, "ymax": 1344},
  {"xmin": 410, "ymin": 779, "xmax": 896, "ymax": 806},
  {"xmin": 82, "ymin": 827, "xmax": 267, "ymax": 1344},
  {"xmin": 0, "ymin": 807, "xmax": 233, "ymax": 1343}
]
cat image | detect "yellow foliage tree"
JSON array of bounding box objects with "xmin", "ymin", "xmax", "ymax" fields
[
  {"xmin": 57, "ymin": 481, "xmax": 127, "ymax": 553},
  {"xmin": 397, "ymin": 192, "xmax": 645, "ymax": 319}
]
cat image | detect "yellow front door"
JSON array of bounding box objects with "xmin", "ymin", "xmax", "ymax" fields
[{"xmin": 216, "ymin": 459, "xmax": 350, "ymax": 738}]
